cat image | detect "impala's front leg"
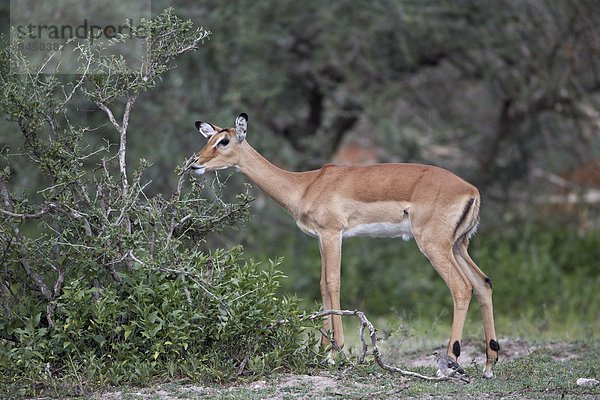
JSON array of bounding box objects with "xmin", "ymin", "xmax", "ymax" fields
[
  {"xmin": 318, "ymin": 231, "xmax": 344, "ymax": 352},
  {"xmin": 319, "ymin": 263, "xmax": 333, "ymax": 346}
]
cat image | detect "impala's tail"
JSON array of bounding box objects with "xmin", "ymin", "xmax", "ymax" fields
[{"xmin": 453, "ymin": 196, "xmax": 480, "ymax": 245}]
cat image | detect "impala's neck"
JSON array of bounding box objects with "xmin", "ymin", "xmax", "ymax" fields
[{"xmin": 237, "ymin": 141, "xmax": 306, "ymax": 215}]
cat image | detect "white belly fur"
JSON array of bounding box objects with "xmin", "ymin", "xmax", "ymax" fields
[{"xmin": 343, "ymin": 219, "xmax": 413, "ymax": 240}]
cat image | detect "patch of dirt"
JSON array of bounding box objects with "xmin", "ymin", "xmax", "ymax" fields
[
  {"xmin": 98, "ymin": 373, "xmax": 342, "ymax": 400},
  {"xmin": 99, "ymin": 384, "xmax": 219, "ymax": 399},
  {"xmin": 277, "ymin": 373, "xmax": 339, "ymax": 388}
]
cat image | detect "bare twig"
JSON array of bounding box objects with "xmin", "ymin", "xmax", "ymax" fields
[
  {"xmin": 96, "ymin": 104, "xmax": 124, "ymax": 188},
  {"xmin": 306, "ymin": 309, "xmax": 464, "ymax": 382},
  {"xmin": 166, "ymin": 162, "xmax": 193, "ymax": 248},
  {"xmin": 96, "ymin": 94, "xmax": 139, "ymax": 232},
  {"xmin": 0, "ymin": 200, "xmax": 93, "ymax": 236},
  {"xmin": 62, "ymin": 41, "xmax": 91, "ymax": 106},
  {"xmin": 51, "ymin": 264, "xmax": 65, "ymax": 298},
  {"xmin": 96, "ymin": 102, "xmax": 121, "ymax": 133},
  {"xmin": 119, "ymin": 94, "xmax": 137, "ymax": 192},
  {"xmin": 0, "ymin": 204, "xmax": 53, "ymax": 219},
  {"xmin": 45, "ymin": 263, "xmax": 66, "ymax": 328}
]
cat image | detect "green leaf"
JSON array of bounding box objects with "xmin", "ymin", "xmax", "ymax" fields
[{"xmin": 32, "ymin": 313, "xmax": 41, "ymax": 328}]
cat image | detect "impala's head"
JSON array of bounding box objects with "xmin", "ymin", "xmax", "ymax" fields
[{"xmin": 187, "ymin": 113, "xmax": 248, "ymax": 175}]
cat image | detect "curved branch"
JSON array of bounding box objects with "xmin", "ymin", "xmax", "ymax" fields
[
  {"xmin": 307, "ymin": 309, "xmax": 465, "ymax": 383},
  {"xmin": 0, "ymin": 205, "xmax": 51, "ymax": 219}
]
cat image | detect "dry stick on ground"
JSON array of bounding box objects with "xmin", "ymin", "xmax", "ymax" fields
[{"xmin": 307, "ymin": 309, "xmax": 465, "ymax": 383}]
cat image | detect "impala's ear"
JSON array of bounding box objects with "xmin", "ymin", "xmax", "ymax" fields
[
  {"xmin": 195, "ymin": 121, "xmax": 218, "ymax": 138},
  {"xmin": 234, "ymin": 113, "xmax": 248, "ymax": 143}
]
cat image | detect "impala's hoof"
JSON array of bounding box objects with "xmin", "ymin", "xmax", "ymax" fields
[{"xmin": 483, "ymin": 370, "xmax": 494, "ymax": 379}]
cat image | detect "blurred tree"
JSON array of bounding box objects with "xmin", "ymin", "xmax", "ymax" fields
[
  {"xmin": 146, "ymin": 0, "xmax": 600, "ymax": 203},
  {"xmin": 3, "ymin": 1, "xmax": 599, "ymax": 202}
]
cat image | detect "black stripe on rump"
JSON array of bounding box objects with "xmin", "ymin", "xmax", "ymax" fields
[{"xmin": 453, "ymin": 197, "xmax": 475, "ymax": 238}]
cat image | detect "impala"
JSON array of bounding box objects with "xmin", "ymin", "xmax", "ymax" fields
[{"xmin": 186, "ymin": 113, "xmax": 500, "ymax": 378}]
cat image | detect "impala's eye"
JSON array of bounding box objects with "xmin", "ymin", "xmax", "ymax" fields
[{"xmin": 218, "ymin": 138, "xmax": 230, "ymax": 147}]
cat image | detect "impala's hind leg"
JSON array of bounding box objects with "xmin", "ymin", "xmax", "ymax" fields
[
  {"xmin": 454, "ymin": 239, "xmax": 499, "ymax": 378},
  {"xmin": 414, "ymin": 237, "xmax": 473, "ymax": 366}
]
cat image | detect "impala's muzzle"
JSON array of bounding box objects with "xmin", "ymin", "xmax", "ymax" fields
[
  {"xmin": 183, "ymin": 157, "xmax": 206, "ymax": 175},
  {"xmin": 190, "ymin": 164, "xmax": 206, "ymax": 175}
]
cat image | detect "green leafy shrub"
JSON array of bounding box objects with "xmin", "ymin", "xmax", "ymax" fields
[{"xmin": 1, "ymin": 250, "xmax": 318, "ymax": 397}]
